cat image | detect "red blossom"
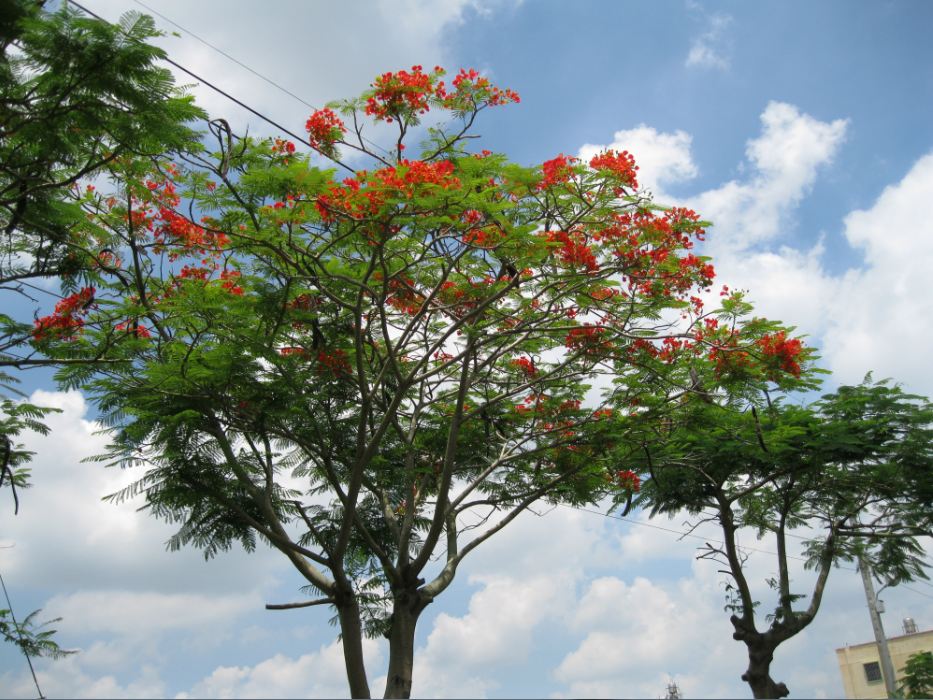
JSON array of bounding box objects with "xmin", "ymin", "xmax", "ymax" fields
[
  {"xmin": 305, "ymin": 108, "xmax": 347, "ymax": 152},
  {"xmin": 589, "ymin": 149, "xmax": 639, "ymax": 190},
  {"xmin": 365, "ymin": 65, "xmax": 439, "ymax": 122},
  {"xmin": 220, "ymin": 269, "xmax": 244, "ymax": 296},
  {"xmin": 546, "ymin": 229, "xmax": 599, "ymax": 272},
  {"xmin": 33, "ymin": 287, "xmax": 95, "ymax": 341},
  {"xmin": 613, "ymin": 469, "xmax": 641, "ymax": 492},
  {"xmin": 565, "ymin": 325, "xmax": 613, "ymax": 356},
  {"xmin": 317, "ymin": 349, "xmax": 351, "ymax": 376},
  {"xmin": 539, "ymin": 154, "xmax": 576, "ymax": 189},
  {"xmin": 758, "ymin": 331, "xmax": 803, "ymax": 379},
  {"xmin": 510, "ymin": 356, "xmax": 537, "ymax": 377},
  {"xmin": 115, "ymin": 321, "xmax": 152, "ymax": 339}
]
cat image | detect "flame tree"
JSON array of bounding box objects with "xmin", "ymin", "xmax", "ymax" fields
[{"xmin": 40, "ymin": 66, "xmax": 804, "ymax": 697}]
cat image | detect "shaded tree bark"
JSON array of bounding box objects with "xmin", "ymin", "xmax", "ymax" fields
[
  {"xmin": 383, "ymin": 587, "xmax": 431, "ymax": 699},
  {"xmin": 336, "ymin": 594, "xmax": 372, "ymax": 699}
]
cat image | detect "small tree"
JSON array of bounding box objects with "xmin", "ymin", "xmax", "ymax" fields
[
  {"xmin": 899, "ymin": 651, "xmax": 933, "ymax": 699},
  {"xmin": 637, "ymin": 366, "xmax": 933, "ymax": 699},
  {"xmin": 39, "ymin": 65, "xmax": 772, "ymax": 697}
]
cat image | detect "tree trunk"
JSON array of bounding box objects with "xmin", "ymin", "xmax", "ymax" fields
[
  {"xmin": 742, "ymin": 644, "xmax": 789, "ymax": 699},
  {"xmin": 336, "ymin": 596, "xmax": 372, "ymax": 699},
  {"xmin": 383, "ymin": 589, "xmax": 430, "ymax": 699}
]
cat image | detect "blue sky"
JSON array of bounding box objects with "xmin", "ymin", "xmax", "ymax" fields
[{"xmin": 2, "ymin": 1, "xmax": 933, "ymax": 698}]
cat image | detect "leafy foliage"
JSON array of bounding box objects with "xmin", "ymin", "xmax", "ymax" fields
[
  {"xmin": 899, "ymin": 651, "xmax": 933, "ymax": 699},
  {"xmin": 0, "ymin": 607, "xmax": 74, "ymax": 660}
]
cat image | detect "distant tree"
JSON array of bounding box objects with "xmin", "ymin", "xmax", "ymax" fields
[
  {"xmin": 637, "ymin": 369, "xmax": 933, "ymax": 699},
  {"xmin": 36, "ymin": 65, "xmax": 796, "ymax": 697},
  {"xmin": 899, "ymin": 651, "xmax": 933, "ymax": 699}
]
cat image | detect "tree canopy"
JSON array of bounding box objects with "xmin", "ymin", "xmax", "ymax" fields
[{"xmin": 29, "ymin": 61, "xmax": 816, "ymax": 697}]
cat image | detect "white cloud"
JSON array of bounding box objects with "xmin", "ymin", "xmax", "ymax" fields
[
  {"xmin": 685, "ymin": 12, "xmax": 733, "ymax": 70},
  {"xmin": 180, "ymin": 638, "xmax": 384, "ymax": 699},
  {"xmin": 821, "ymin": 153, "xmax": 933, "ymax": 392},
  {"xmin": 694, "ymin": 101, "xmax": 848, "ymax": 253},
  {"xmin": 553, "ymin": 572, "xmax": 741, "ymax": 698},
  {"xmin": 45, "ymin": 590, "xmax": 261, "ymax": 638}
]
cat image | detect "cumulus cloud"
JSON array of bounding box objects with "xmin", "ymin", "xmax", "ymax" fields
[
  {"xmin": 409, "ymin": 573, "xmax": 577, "ymax": 697},
  {"xmin": 179, "ymin": 638, "xmax": 384, "ymax": 699},
  {"xmin": 821, "ymin": 153, "xmax": 933, "ymax": 392},
  {"xmin": 685, "ymin": 12, "xmax": 733, "ymax": 70},
  {"xmin": 694, "ymin": 101, "xmax": 849, "ymax": 253}
]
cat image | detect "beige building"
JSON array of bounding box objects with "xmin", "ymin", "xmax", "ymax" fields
[{"xmin": 836, "ymin": 624, "xmax": 933, "ymax": 699}]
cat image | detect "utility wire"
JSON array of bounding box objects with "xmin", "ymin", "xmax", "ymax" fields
[
  {"xmin": 65, "ymin": 0, "xmax": 355, "ymax": 173},
  {"xmin": 131, "ymin": 0, "xmax": 317, "ymax": 111},
  {"xmin": 0, "ymin": 570, "xmax": 45, "ymax": 700},
  {"xmin": 127, "ymin": 0, "xmax": 395, "ymax": 159}
]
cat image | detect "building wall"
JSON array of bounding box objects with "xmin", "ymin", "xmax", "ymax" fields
[{"xmin": 836, "ymin": 629, "xmax": 933, "ymax": 699}]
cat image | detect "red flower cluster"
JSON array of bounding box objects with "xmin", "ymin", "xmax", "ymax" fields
[
  {"xmin": 565, "ymin": 324, "xmax": 613, "ymax": 356},
  {"xmin": 305, "ymin": 108, "xmax": 346, "ymax": 152},
  {"xmin": 386, "ymin": 277, "xmax": 424, "ymax": 315},
  {"xmin": 510, "ymin": 356, "xmax": 537, "ymax": 377},
  {"xmin": 316, "ymin": 349, "xmax": 351, "ymax": 376},
  {"xmin": 153, "ymin": 208, "xmax": 229, "ymax": 262},
  {"xmin": 461, "ymin": 209, "xmax": 483, "ymax": 225},
  {"xmin": 271, "ymin": 138, "xmax": 296, "ymax": 155},
  {"xmin": 708, "ymin": 330, "xmax": 751, "ymax": 378},
  {"xmin": 539, "ymin": 154, "xmax": 576, "ymax": 189},
  {"xmin": 363, "ymin": 66, "xmax": 519, "ymax": 124},
  {"xmin": 178, "ymin": 264, "xmax": 212, "ymax": 281},
  {"xmin": 443, "ymin": 68, "xmax": 520, "ymax": 108},
  {"xmin": 614, "ymin": 469, "xmax": 641, "ymax": 492},
  {"xmin": 317, "ymin": 160, "xmax": 460, "ymax": 223},
  {"xmin": 546, "ymin": 229, "xmax": 599, "ymax": 272},
  {"xmin": 33, "ymin": 287, "xmax": 95, "ymax": 341},
  {"xmin": 220, "ymin": 269, "xmax": 244, "ymax": 296},
  {"xmin": 589, "ymin": 149, "xmax": 639, "ymax": 190},
  {"xmin": 758, "ymin": 331, "xmax": 803, "ymax": 378},
  {"xmin": 464, "ymin": 225, "xmax": 503, "ymax": 248},
  {"xmin": 115, "ymin": 321, "xmax": 152, "ymax": 339},
  {"xmin": 288, "ymin": 294, "xmax": 320, "ymax": 311},
  {"xmin": 365, "ymin": 66, "xmax": 438, "ymax": 122}
]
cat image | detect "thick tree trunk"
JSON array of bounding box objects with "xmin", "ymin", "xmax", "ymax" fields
[
  {"xmin": 336, "ymin": 596, "xmax": 372, "ymax": 699},
  {"xmin": 742, "ymin": 645, "xmax": 789, "ymax": 699},
  {"xmin": 383, "ymin": 589, "xmax": 430, "ymax": 699}
]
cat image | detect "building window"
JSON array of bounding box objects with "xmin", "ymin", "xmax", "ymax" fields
[{"xmin": 863, "ymin": 661, "xmax": 882, "ymax": 683}]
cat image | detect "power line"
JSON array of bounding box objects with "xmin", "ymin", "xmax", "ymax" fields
[
  {"xmin": 129, "ymin": 0, "xmax": 393, "ymax": 160},
  {"xmin": 131, "ymin": 0, "xmax": 317, "ymax": 111},
  {"xmin": 65, "ymin": 0, "xmax": 355, "ymax": 173}
]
